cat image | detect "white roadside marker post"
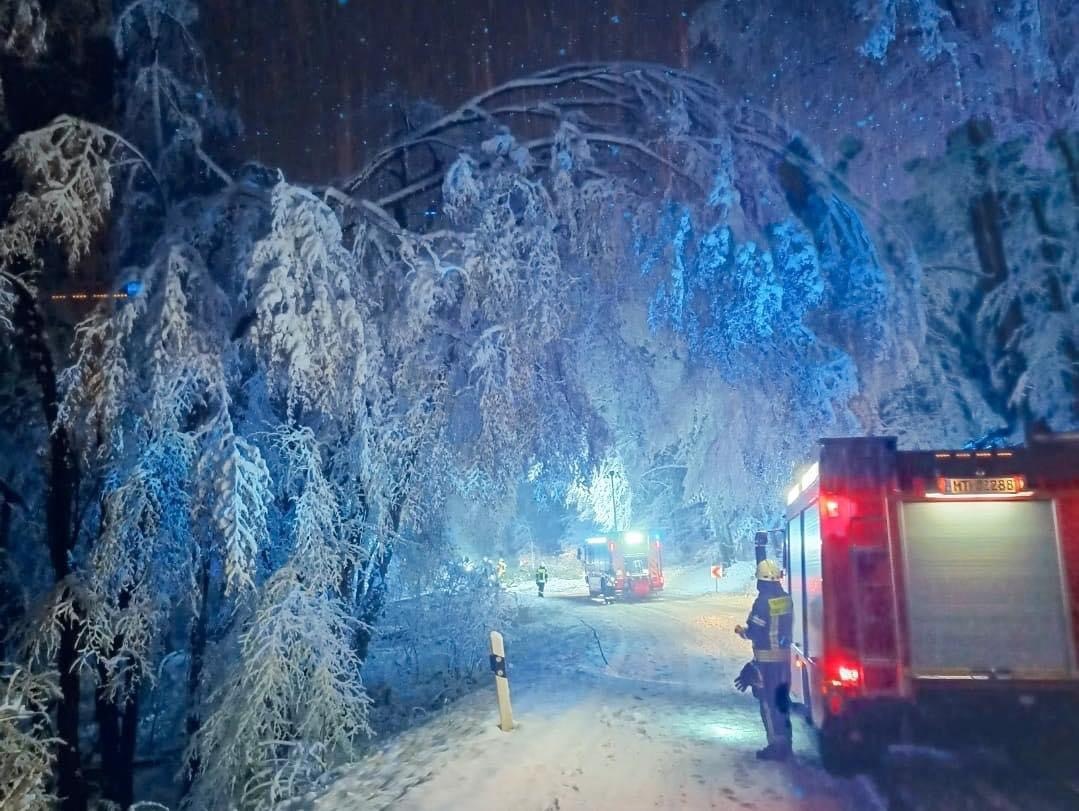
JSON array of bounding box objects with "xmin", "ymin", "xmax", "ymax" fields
[{"xmin": 489, "ymin": 630, "xmax": 514, "ymax": 731}]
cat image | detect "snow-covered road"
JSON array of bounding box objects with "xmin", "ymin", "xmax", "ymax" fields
[
  {"xmin": 303, "ymin": 566, "xmax": 878, "ymax": 810},
  {"xmin": 299, "ymin": 565, "xmax": 1079, "ymax": 810}
]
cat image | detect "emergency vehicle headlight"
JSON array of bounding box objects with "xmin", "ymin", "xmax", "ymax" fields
[
  {"xmin": 586, "ymin": 537, "xmax": 607, "ymax": 545},
  {"xmin": 623, "ymin": 531, "xmax": 645, "ymax": 545}
]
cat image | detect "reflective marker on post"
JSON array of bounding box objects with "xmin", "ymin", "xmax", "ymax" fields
[
  {"xmin": 711, "ymin": 564, "xmax": 724, "ymax": 592},
  {"xmin": 489, "ymin": 630, "xmax": 514, "ymax": 732}
]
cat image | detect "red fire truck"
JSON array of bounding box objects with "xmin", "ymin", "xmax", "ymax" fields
[
  {"xmin": 583, "ymin": 531, "xmax": 664, "ymax": 599},
  {"xmin": 782, "ymin": 435, "xmax": 1079, "ymax": 771}
]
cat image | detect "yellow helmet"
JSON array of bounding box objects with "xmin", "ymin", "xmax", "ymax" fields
[{"xmin": 756, "ymin": 559, "xmax": 783, "ymax": 582}]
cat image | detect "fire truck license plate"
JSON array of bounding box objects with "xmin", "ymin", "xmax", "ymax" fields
[{"xmin": 935, "ymin": 475, "xmax": 1025, "ymax": 495}]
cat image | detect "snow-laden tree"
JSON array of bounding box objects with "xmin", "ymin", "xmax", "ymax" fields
[
  {"xmin": 370, "ymin": 543, "xmax": 513, "ymax": 701},
  {"xmin": 853, "ymin": 0, "xmax": 1076, "ymax": 111},
  {"xmin": 0, "ymin": 0, "xmax": 46, "ymax": 125},
  {"xmin": 565, "ymin": 453, "xmax": 633, "ymax": 532},
  {"xmin": 243, "ymin": 181, "xmax": 373, "ymax": 418},
  {"xmin": 0, "ymin": 665, "xmax": 58, "ymax": 811},
  {"xmin": 32, "ymin": 72, "xmax": 608, "ymax": 806},
  {"xmin": 189, "ymin": 427, "xmax": 371, "ymax": 810},
  {"xmin": 854, "ymin": 0, "xmax": 957, "ymax": 64},
  {"xmin": 0, "ymin": 115, "xmax": 153, "ymax": 333},
  {"xmin": 0, "ymin": 113, "xmax": 155, "ymax": 811},
  {"xmin": 49, "ymin": 170, "xmax": 378, "ymax": 806},
  {"xmin": 898, "ymin": 122, "xmax": 1078, "ymax": 434},
  {"xmin": 0, "ymin": 39, "xmax": 942, "ymax": 811},
  {"xmin": 0, "ymin": 2, "xmax": 255, "ymax": 806},
  {"xmin": 341, "ymin": 62, "xmax": 924, "ymax": 553}
]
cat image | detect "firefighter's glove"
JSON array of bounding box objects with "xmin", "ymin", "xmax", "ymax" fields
[
  {"xmin": 734, "ymin": 661, "xmax": 762, "ymax": 693},
  {"xmin": 734, "ymin": 624, "xmax": 747, "ymax": 639}
]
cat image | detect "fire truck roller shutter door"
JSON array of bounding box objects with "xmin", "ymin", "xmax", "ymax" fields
[{"xmin": 900, "ymin": 500, "xmax": 1073, "ymax": 678}]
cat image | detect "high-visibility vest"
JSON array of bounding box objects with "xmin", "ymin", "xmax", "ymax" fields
[{"xmin": 744, "ymin": 586, "xmax": 793, "ymax": 664}]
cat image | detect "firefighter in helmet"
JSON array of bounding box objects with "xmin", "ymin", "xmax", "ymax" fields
[
  {"xmin": 496, "ymin": 557, "xmax": 507, "ymax": 582},
  {"xmin": 735, "ymin": 559, "xmax": 794, "ymax": 761},
  {"xmin": 535, "ymin": 563, "xmax": 549, "ymax": 597}
]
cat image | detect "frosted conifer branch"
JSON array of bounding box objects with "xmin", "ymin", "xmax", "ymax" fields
[
  {"xmin": 114, "ymin": 0, "xmax": 198, "ymax": 57},
  {"xmin": 0, "ymin": 664, "xmax": 59, "ymax": 811},
  {"xmin": 1, "ymin": 116, "xmax": 158, "ymax": 268},
  {"xmin": 202, "ymin": 405, "xmax": 272, "ymax": 596},
  {"xmin": 78, "ymin": 430, "xmax": 196, "ymax": 698},
  {"xmin": 57, "ymin": 303, "xmax": 140, "ymax": 453},
  {"xmin": 190, "ymin": 426, "xmax": 371, "ymax": 809},
  {"xmin": 243, "ymin": 181, "xmax": 373, "ymax": 417},
  {"xmin": 0, "ymin": 0, "xmax": 45, "ymax": 60},
  {"xmin": 854, "ymin": 0, "xmax": 957, "ymax": 65}
]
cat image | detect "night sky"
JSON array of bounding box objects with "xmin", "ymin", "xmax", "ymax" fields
[{"xmin": 202, "ymin": 0, "xmax": 699, "ymax": 181}]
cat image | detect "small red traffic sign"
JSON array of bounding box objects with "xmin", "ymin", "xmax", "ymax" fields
[{"xmin": 710, "ymin": 565, "xmax": 724, "ymax": 579}]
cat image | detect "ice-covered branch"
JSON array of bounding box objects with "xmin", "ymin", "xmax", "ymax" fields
[
  {"xmin": 0, "ymin": 665, "xmax": 59, "ymax": 811},
  {"xmin": 345, "ymin": 62, "xmax": 741, "ymax": 206},
  {"xmin": 0, "ymin": 116, "xmax": 159, "ymax": 269}
]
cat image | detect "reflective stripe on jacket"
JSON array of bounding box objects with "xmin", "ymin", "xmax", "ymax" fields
[{"xmin": 745, "ymin": 582, "xmax": 793, "ymax": 664}]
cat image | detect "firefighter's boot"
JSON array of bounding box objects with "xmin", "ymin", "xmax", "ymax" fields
[{"xmin": 755, "ymin": 744, "xmax": 791, "ymax": 762}]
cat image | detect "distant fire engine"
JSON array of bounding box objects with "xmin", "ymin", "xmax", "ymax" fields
[
  {"xmin": 582, "ymin": 531, "xmax": 664, "ymax": 600},
  {"xmin": 781, "ymin": 435, "xmax": 1079, "ymax": 771}
]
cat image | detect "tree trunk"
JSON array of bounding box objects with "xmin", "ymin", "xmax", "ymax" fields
[
  {"xmin": 95, "ymin": 587, "xmax": 139, "ymax": 809},
  {"xmin": 965, "ymin": 120, "xmax": 1024, "ymax": 424},
  {"xmin": 93, "ymin": 680, "xmax": 139, "ymax": 809},
  {"xmin": 12, "ymin": 275, "xmax": 86, "ymax": 811},
  {"xmin": 180, "ymin": 555, "xmax": 211, "ymax": 799},
  {"xmin": 1050, "ymin": 131, "xmax": 1079, "ymax": 206},
  {"xmin": 1, "ymin": 7, "xmax": 116, "ymax": 808},
  {"xmin": 0, "ymin": 481, "xmax": 21, "ymax": 659},
  {"xmin": 94, "ymin": 664, "xmax": 120, "ymax": 800},
  {"xmin": 55, "ymin": 619, "xmax": 85, "ymax": 811},
  {"xmin": 354, "ymin": 544, "xmax": 393, "ymax": 662},
  {"xmin": 354, "ymin": 492, "xmax": 411, "ymax": 661},
  {"xmin": 117, "ymin": 687, "xmax": 139, "ymax": 808}
]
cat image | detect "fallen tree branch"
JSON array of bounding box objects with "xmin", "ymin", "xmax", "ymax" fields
[{"xmin": 579, "ymin": 619, "xmax": 608, "ymax": 665}]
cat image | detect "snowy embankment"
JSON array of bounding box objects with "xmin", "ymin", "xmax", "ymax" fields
[
  {"xmin": 293, "ymin": 561, "xmax": 877, "ymax": 811},
  {"xmin": 664, "ymin": 560, "xmax": 758, "ymax": 598}
]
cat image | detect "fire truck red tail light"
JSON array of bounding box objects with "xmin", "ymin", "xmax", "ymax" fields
[
  {"xmin": 826, "ymin": 658, "xmax": 862, "ymax": 688},
  {"xmin": 837, "ymin": 664, "xmax": 861, "ymax": 685},
  {"xmin": 824, "ymin": 499, "xmax": 841, "ymax": 518}
]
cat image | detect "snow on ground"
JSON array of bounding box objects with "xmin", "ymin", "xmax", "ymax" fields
[
  {"xmin": 295, "ymin": 562, "xmax": 1079, "ymax": 811},
  {"xmin": 663, "ymin": 560, "xmax": 758, "ymax": 598},
  {"xmin": 295, "ymin": 565, "xmax": 876, "ymax": 811}
]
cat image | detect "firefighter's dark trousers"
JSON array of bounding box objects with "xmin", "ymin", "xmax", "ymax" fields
[
  {"xmin": 756, "ymin": 659, "xmax": 792, "ymax": 752},
  {"xmin": 537, "ymin": 582, "xmax": 545, "ymax": 596}
]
